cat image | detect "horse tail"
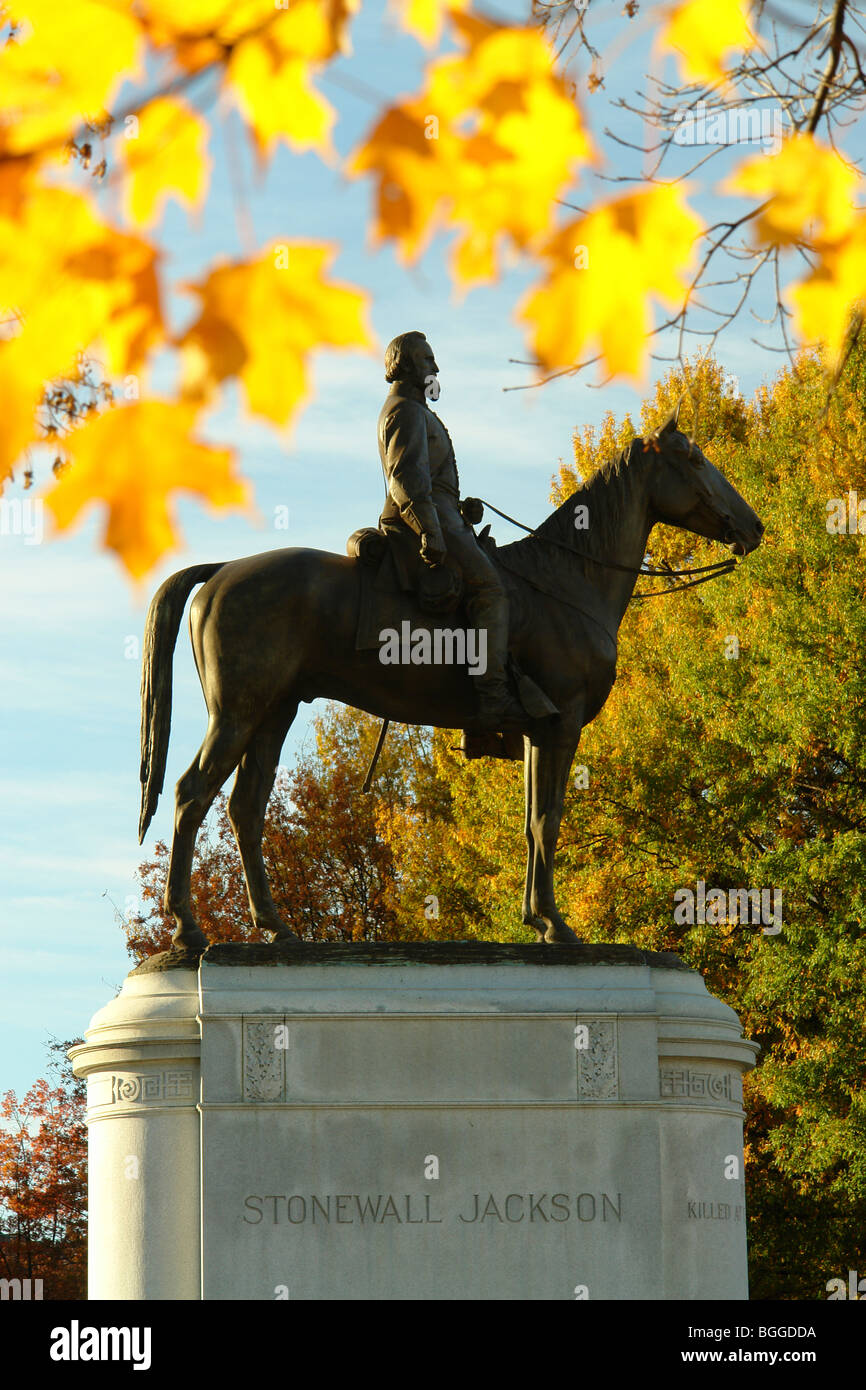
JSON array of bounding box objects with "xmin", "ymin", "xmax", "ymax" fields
[{"xmin": 138, "ymin": 562, "xmax": 225, "ymax": 843}]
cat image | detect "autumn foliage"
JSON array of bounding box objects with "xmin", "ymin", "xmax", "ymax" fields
[
  {"xmin": 0, "ymin": 1041, "xmax": 87, "ymax": 1300},
  {"xmin": 1, "ymin": 1, "xmax": 864, "ymax": 578}
]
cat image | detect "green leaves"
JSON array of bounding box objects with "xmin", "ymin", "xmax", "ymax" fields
[{"xmin": 545, "ymin": 345, "xmax": 866, "ymax": 1291}]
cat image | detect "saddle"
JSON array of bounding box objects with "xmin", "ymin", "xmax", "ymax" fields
[
  {"xmin": 346, "ymin": 523, "xmax": 557, "ymax": 759},
  {"xmin": 347, "ymin": 523, "xmax": 464, "ymax": 613}
]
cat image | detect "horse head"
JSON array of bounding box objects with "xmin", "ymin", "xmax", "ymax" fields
[{"xmin": 642, "ymin": 413, "xmax": 764, "ymax": 557}]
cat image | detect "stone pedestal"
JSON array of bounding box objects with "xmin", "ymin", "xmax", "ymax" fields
[{"xmin": 70, "ymin": 943, "xmax": 759, "ymax": 1301}]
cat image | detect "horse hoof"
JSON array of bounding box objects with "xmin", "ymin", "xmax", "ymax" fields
[
  {"xmin": 526, "ymin": 915, "xmax": 582, "ymax": 944},
  {"xmin": 267, "ymin": 927, "xmax": 306, "ymax": 949},
  {"xmin": 543, "ymin": 924, "xmax": 583, "ymax": 945},
  {"xmin": 171, "ymin": 927, "xmax": 209, "ymax": 951}
]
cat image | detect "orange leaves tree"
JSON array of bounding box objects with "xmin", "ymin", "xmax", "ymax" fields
[
  {"xmin": 2, "ymin": 1, "xmax": 866, "ymax": 580},
  {"xmin": 0, "ymin": 1039, "xmax": 87, "ymax": 1300}
]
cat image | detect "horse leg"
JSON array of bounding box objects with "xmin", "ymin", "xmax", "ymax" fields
[
  {"xmin": 164, "ymin": 716, "xmax": 252, "ymax": 949},
  {"xmin": 522, "ymin": 735, "xmax": 547, "ymax": 937},
  {"xmin": 227, "ymin": 699, "xmax": 302, "ymax": 945},
  {"xmin": 527, "ymin": 719, "xmax": 583, "ymax": 945}
]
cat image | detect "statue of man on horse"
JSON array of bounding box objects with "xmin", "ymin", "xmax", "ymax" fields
[
  {"xmin": 376, "ymin": 330, "xmax": 525, "ymax": 731},
  {"xmin": 138, "ymin": 333, "xmax": 764, "ymax": 950}
]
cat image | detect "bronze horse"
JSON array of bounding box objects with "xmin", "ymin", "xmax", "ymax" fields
[{"xmin": 139, "ymin": 416, "xmax": 763, "ymax": 948}]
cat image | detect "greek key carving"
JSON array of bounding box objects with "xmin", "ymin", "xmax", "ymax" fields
[
  {"xmin": 659, "ymin": 1067, "xmax": 734, "ymax": 1103},
  {"xmin": 110, "ymin": 1070, "xmax": 193, "ymax": 1104}
]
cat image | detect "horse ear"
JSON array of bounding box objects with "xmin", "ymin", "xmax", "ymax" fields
[{"xmin": 659, "ymin": 397, "xmax": 685, "ymax": 434}]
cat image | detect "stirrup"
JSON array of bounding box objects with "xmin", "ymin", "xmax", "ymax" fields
[{"xmin": 461, "ymin": 728, "xmax": 524, "ymax": 760}]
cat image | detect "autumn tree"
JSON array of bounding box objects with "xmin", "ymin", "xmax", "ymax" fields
[{"xmin": 0, "ymin": 1038, "xmax": 87, "ymax": 1300}]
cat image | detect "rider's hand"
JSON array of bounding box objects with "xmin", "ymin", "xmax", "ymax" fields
[
  {"xmin": 460, "ymin": 497, "xmax": 484, "ymax": 526},
  {"xmin": 420, "ymin": 533, "xmax": 446, "ymax": 567}
]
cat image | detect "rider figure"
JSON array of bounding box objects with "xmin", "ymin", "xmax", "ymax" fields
[{"xmin": 377, "ymin": 330, "xmax": 524, "ymax": 729}]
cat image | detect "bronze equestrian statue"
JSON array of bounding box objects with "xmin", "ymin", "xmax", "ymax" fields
[{"xmin": 139, "ymin": 339, "xmax": 763, "ymax": 950}]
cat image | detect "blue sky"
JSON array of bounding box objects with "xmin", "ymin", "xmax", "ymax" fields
[{"xmin": 0, "ymin": 0, "xmax": 825, "ymax": 1097}]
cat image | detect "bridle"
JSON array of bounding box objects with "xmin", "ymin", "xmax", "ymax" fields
[{"xmin": 478, "ymin": 435, "xmax": 738, "ymax": 602}]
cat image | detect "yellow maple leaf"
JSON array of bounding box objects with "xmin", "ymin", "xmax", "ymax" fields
[
  {"xmin": 427, "ymin": 19, "xmax": 560, "ymax": 116},
  {"xmin": 0, "ymin": 176, "xmax": 165, "ymax": 483},
  {"xmin": 0, "ymin": 182, "xmax": 164, "ymax": 376},
  {"xmin": 789, "ymin": 222, "xmax": 866, "ymax": 364},
  {"xmin": 0, "ymin": 335, "xmax": 54, "ymax": 485},
  {"xmin": 179, "ymin": 242, "xmax": 372, "ymax": 426},
  {"xmin": 520, "ymin": 185, "xmax": 703, "ymax": 379},
  {"xmin": 449, "ymin": 77, "xmax": 594, "ymax": 286},
  {"xmin": 230, "ymin": 50, "xmax": 334, "ymax": 156},
  {"xmin": 391, "ymin": 0, "xmax": 467, "ymax": 47},
  {"xmin": 141, "ymin": 0, "xmax": 350, "ymax": 43},
  {"xmin": 122, "ymin": 97, "xmax": 210, "ymax": 227},
  {"xmin": 141, "ymin": 0, "xmax": 258, "ymax": 35},
  {"xmin": 350, "ymin": 103, "xmax": 454, "ymax": 261},
  {"xmin": 226, "ymin": 0, "xmax": 356, "ymax": 155},
  {"xmin": 658, "ymin": 0, "xmax": 755, "ymax": 87},
  {"xmin": 349, "ymin": 19, "xmax": 592, "ymax": 283},
  {"xmin": 0, "ymin": 0, "xmax": 143, "ymax": 155},
  {"xmin": 141, "ymin": 0, "xmax": 357, "ymax": 71},
  {"xmin": 725, "ymin": 136, "xmax": 859, "ymax": 247},
  {"xmin": 725, "ymin": 136, "xmax": 866, "ymax": 363},
  {"xmin": 41, "ymin": 401, "xmax": 250, "ymax": 580}
]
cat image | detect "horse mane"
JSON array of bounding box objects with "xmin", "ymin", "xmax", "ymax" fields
[{"xmin": 498, "ymin": 438, "xmax": 650, "ymax": 585}]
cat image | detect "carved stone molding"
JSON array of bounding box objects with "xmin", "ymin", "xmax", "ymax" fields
[
  {"xmin": 659, "ymin": 1066, "xmax": 735, "ymax": 1104},
  {"xmin": 577, "ymin": 1018, "xmax": 619, "ymax": 1100},
  {"xmin": 243, "ymin": 1019, "xmax": 285, "ymax": 1101},
  {"xmin": 109, "ymin": 1071, "xmax": 194, "ymax": 1105}
]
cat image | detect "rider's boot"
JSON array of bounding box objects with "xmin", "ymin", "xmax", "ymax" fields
[
  {"xmin": 465, "ymin": 595, "xmax": 526, "ymax": 729},
  {"xmin": 472, "ymin": 675, "xmax": 526, "ymax": 729}
]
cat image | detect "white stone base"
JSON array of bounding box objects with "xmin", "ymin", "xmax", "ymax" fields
[{"xmin": 71, "ymin": 943, "xmax": 758, "ymax": 1300}]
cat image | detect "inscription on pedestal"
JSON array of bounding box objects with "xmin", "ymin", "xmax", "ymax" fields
[
  {"xmin": 240, "ymin": 1190, "xmax": 624, "ymax": 1226},
  {"xmin": 686, "ymin": 1201, "xmax": 744, "ymax": 1221}
]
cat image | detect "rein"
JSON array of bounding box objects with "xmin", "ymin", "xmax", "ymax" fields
[{"xmin": 477, "ymin": 498, "xmax": 737, "ymax": 601}]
